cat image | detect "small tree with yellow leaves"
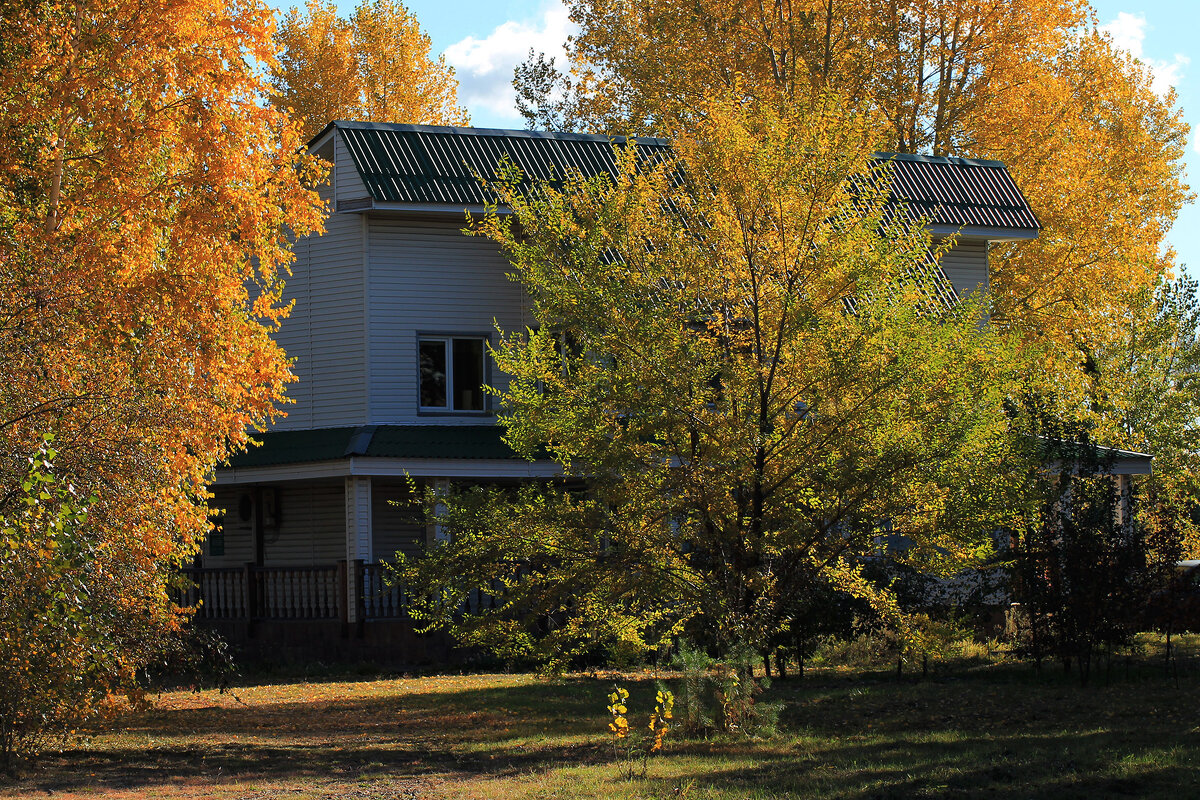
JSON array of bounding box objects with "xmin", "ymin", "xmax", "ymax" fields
[{"xmin": 607, "ymin": 685, "xmax": 674, "ymax": 778}]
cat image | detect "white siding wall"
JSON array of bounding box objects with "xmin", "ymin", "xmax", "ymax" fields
[
  {"xmin": 371, "ymin": 478, "xmax": 427, "ymax": 563},
  {"xmin": 206, "ymin": 485, "xmax": 254, "ymax": 568},
  {"xmin": 365, "ymin": 217, "xmax": 532, "ymax": 424},
  {"xmin": 204, "ymin": 482, "xmax": 345, "ymax": 567},
  {"xmin": 335, "ymin": 132, "xmax": 372, "ymax": 208},
  {"xmin": 264, "ymin": 482, "xmax": 346, "ymax": 566},
  {"xmin": 273, "ymin": 137, "xmax": 368, "ymax": 430},
  {"xmin": 939, "ymin": 237, "xmax": 990, "ymax": 301}
]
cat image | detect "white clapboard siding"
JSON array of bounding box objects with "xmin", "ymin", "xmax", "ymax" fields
[
  {"xmin": 205, "ymin": 486, "xmax": 254, "ymax": 568},
  {"xmin": 335, "ymin": 131, "xmax": 373, "ymax": 208},
  {"xmin": 939, "ymin": 237, "xmax": 990, "ymax": 301},
  {"xmin": 273, "ymin": 160, "xmax": 368, "ymax": 430},
  {"xmin": 371, "ymin": 479, "xmax": 428, "ymax": 563},
  {"xmin": 204, "ymin": 483, "xmax": 347, "ymax": 568},
  {"xmin": 264, "ymin": 481, "xmax": 347, "ymax": 566},
  {"xmin": 365, "ymin": 217, "xmax": 532, "ymax": 424}
]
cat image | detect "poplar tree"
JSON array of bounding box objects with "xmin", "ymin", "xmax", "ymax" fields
[
  {"xmin": 0, "ymin": 0, "xmax": 324, "ymax": 756},
  {"xmin": 271, "ymin": 0, "xmax": 469, "ymax": 140}
]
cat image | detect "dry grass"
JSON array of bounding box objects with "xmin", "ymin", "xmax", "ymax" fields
[{"xmin": 3, "ymin": 639, "xmax": 1200, "ymax": 799}]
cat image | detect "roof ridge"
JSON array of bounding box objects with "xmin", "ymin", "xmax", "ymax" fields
[
  {"xmin": 874, "ymin": 151, "xmax": 1008, "ymax": 169},
  {"xmin": 318, "ymin": 120, "xmax": 671, "ymax": 147}
]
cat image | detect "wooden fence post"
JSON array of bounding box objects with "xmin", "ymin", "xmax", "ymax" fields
[{"xmin": 352, "ymin": 559, "xmax": 366, "ymax": 639}]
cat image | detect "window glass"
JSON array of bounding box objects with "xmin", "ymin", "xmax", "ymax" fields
[
  {"xmin": 419, "ymin": 339, "xmax": 447, "ymax": 408},
  {"xmin": 452, "ymin": 338, "xmax": 485, "ymax": 410}
]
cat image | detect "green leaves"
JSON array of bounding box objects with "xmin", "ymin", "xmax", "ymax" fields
[{"xmin": 406, "ymin": 97, "xmax": 1027, "ymax": 667}]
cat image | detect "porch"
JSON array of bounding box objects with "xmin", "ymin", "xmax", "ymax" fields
[
  {"xmin": 176, "ymin": 560, "xmax": 498, "ymax": 624},
  {"xmin": 175, "ymin": 560, "xmax": 500, "ymax": 665}
]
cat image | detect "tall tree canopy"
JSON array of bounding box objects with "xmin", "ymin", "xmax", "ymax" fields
[
  {"xmin": 1089, "ymin": 275, "xmax": 1200, "ymax": 556},
  {"xmin": 396, "ymin": 97, "xmax": 1026, "ymax": 667},
  {"xmin": 271, "ymin": 0, "xmax": 469, "ymax": 140},
  {"xmin": 0, "ymin": 0, "xmax": 324, "ymax": 741},
  {"xmin": 516, "ymin": 0, "xmax": 1190, "ymax": 377}
]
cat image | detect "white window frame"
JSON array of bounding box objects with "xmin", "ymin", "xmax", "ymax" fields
[{"xmin": 417, "ymin": 334, "xmax": 491, "ymax": 414}]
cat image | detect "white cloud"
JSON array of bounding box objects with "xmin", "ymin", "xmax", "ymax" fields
[
  {"xmin": 1099, "ymin": 11, "xmax": 1189, "ymax": 97},
  {"xmin": 1100, "ymin": 11, "xmax": 1147, "ymax": 57},
  {"xmin": 443, "ymin": 1, "xmax": 576, "ymax": 125}
]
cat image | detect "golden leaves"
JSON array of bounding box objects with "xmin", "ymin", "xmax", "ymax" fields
[
  {"xmin": 270, "ymin": 0, "xmax": 469, "ymax": 141},
  {"xmin": 556, "ymin": 0, "xmax": 1190, "ymax": 401},
  {"xmin": 0, "ymin": 0, "xmax": 325, "ymax": 646}
]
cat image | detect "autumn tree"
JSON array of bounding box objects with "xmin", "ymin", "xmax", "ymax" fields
[
  {"xmin": 271, "ymin": 0, "xmax": 469, "ymax": 140},
  {"xmin": 0, "ymin": 0, "xmax": 323, "ymax": 755},
  {"xmin": 1005, "ymin": 416, "xmax": 1173, "ymax": 685},
  {"xmin": 0, "ymin": 443, "xmax": 111, "ymax": 770},
  {"xmin": 1088, "ymin": 276, "xmax": 1200, "ymax": 558},
  {"xmin": 515, "ymin": 0, "xmax": 1190, "ymax": 387},
  {"xmin": 394, "ymin": 97, "xmax": 1026, "ymax": 668}
]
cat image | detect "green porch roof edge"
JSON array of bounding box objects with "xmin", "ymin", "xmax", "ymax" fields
[{"xmin": 225, "ymin": 425, "xmax": 527, "ymax": 468}]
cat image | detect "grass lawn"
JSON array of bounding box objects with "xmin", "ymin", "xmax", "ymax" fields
[{"xmin": 3, "ymin": 642, "xmax": 1200, "ymax": 799}]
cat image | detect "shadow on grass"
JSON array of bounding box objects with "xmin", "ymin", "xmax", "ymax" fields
[
  {"xmin": 7, "ymin": 665, "xmax": 1200, "ymax": 798},
  {"xmin": 667, "ymin": 727, "xmax": 1200, "ymax": 799}
]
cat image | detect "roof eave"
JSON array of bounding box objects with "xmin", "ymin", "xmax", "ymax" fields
[
  {"xmin": 337, "ymin": 199, "xmax": 514, "ymax": 216},
  {"xmin": 306, "ymin": 119, "xmax": 348, "ymax": 151},
  {"xmin": 215, "ymin": 456, "xmax": 562, "ymax": 483},
  {"xmin": 927, "ymin": 223, "xmax": 1040, "ymax": 241}
]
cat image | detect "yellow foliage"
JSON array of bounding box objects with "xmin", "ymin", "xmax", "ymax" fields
[
  {"xmin": 0, "ymin": 0, "xmax": 325, "ymax": 703},
  {"xmin": 271, "ymin": 0, "xmax": 469, "ymax": 140},
  {"xmin": 552, "ymin": 0, "xmax": 1190, "ymax": 396}
]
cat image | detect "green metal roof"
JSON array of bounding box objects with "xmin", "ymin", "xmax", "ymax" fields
[
  {"xmin": 365, "ymin": 425, "xmax": 522, "ymax": 460},
  {"xmin": 874, "ymin": 152, "xmax": 1041, "ymax": 231},
  {"xmin": 225, "ymin": 425, "xmax": 527, "ymax": 468},
  {"xmin": 312, "ymin": 121, "xmax": 1039, "ymax": 232},
  {"xmin": 326, "ymin": 121, "xmax": 671, "ymax": 206}
]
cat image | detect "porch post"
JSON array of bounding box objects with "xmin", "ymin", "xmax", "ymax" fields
[
  {"xmin": 1116, "ymin": 473, "xmax": 1133, "ymax": 534},
  {"xmin": 344, "ymin": 476, "xmax": 373, "ymax": 625}
]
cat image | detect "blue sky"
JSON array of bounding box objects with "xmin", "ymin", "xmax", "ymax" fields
[{"xmin": 286, "ymin": 0, "xmax": 1199, "ymax": 274}]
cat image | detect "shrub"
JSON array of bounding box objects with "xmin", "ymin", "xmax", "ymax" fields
[
  {"xmin": 606, "ymin": 684, "xmax": 674, "ymax": 778},
  {"xmin": 0, "ymin": 442, "xmax": 174, "ymax": 772},
  {"xmin": 671, "ymin": 641, "xmax": 782, "ymax": 738}
]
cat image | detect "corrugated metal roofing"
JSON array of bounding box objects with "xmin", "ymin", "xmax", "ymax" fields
[
  {"xmin": 226, "ymin": 426, "xmax": 359, "ymax": 467},
  {"xmin": 224, "ymin": 425, "xmax": 526, "ymax": 468},
  {"xmin": 332, "ymin": 122, "xmax": 671, "ymax": 206},
  {"xmin": 876, "ymin": 153, "xmax": 1041, "ymax": 231},
  {"xmin": 320, "ymin": 122, "xmax": 1039, "ymax": 232}
]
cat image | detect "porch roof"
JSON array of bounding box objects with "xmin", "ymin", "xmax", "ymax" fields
[{"xmin": 226, "ymin": 425, "xmax": 525, "ymax": 468}]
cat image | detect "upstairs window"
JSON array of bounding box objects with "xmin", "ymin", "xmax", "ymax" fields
[{"xmin": 419, "ymin": 335, "xmax": 488, "ymax": 412}]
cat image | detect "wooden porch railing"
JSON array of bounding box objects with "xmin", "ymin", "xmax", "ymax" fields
[
  {"xmin": 254, "ymin": 565, "xmax": 341, "ymax": 620},
  {"xmin": 178, "ymin": 563, "xmax": 342, "ymax": 622},
  {"xmin": 361, "ymin": 562, "xmax": 407, "ymax": 620},
  {"xmin": 176, "ymin": 561, "xmax": 505, "ymax": 624},
  {"xmin": 175, "ymin": 567, "xmax": 248, "ymax": 620}
]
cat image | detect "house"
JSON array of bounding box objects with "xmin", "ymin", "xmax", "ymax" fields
[{"xmin": 191, "ymin": 121, "xmax": 1063, "ymax": 660}]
